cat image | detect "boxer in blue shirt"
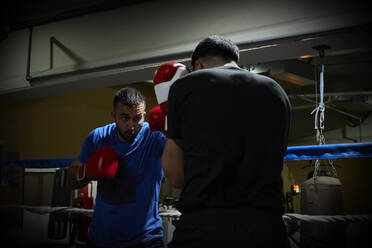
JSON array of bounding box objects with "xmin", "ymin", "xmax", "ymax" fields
[{"xmin": 68, "ymin": 87, "xmax": 165, "ymax": 248}]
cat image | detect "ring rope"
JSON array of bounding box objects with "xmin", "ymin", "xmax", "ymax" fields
[{"xmin": 2, "ymin": 205, "xmax": 371, "ymax": 224}]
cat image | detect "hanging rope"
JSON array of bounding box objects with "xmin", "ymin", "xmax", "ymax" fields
[
  {"xmin": 311, "ymin": 63, "xmax": 325, "ymax": 132},
  {"xmin": 310, "ymin": 46, "xmax": 337, "ymax": 179}
]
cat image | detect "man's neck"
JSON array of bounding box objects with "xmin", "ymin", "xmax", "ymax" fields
[
  {"xmin": 223, "ymin": 61, "xmax": 239, "ymax": 68},
  {"xmin": 116, "ymin": 130, "xmax": 133, "ymax": 144}
]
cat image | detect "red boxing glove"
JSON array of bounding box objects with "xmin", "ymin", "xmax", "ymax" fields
[
  {"xmin": 77, "ymin": 147, "xmax": 119, "ymax": 183},
  {"xmin": 148, "ymin": 105, "xmax": 166, "ymax": 133},
  {"xmin": 153, "ymin": 62, "xmax": 189, "ymax": 115}
]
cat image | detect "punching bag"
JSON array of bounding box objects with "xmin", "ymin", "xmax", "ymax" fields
[
  {"xmin": 300, "ymin": 173, "xmax": 346, "ymax": 248},
  {"xmin": 301, "ymin": 175, "xmax": 344, "ymax": 215}
]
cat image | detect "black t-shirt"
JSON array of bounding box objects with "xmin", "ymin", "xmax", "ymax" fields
[{"xmin": 167, "ymin": 66, "xmax": 291, "ymax": 214}]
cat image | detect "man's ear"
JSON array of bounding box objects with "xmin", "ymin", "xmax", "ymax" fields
[
  {"xmin": 193, "ymin": 59, "xmax": 204, "ymax": 71},
  {"xmin": 143, "ymin": 112, "xmax": 146, "ymax": 119}
]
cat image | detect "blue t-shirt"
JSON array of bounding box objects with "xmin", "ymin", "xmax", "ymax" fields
[{"xmin": 78, "ymin": 122, "xmax": 165, "ymax": 247}]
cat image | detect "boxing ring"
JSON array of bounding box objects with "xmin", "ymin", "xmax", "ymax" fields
[
  {"xmin": 285, "ymin": 142, "xmax": 372, "ymax": 161},
  {"xmin": 4, "ymin": 142, "xmax": 371, "ymax": 168},
  {"xmin": 1, "ymin": 142, "xmax": 372, "ymax": 247}
]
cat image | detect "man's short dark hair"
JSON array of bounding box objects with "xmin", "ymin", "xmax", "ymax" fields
[
  {"xmin": 191, "ymin": 35, "xmax": 239, "ymax": 68},
  {"xmin": 113, "ymin": 87, "xmax": 146, "ymax": 109}
]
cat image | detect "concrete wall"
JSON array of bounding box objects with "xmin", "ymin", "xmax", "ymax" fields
[{"xmin": 289, "ymin": 109, "xmax": 372, "ymax": 146}]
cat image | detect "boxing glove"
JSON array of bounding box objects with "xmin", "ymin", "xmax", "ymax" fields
[
  {"xmin": 148, "ymin": 105, "xmax": 166, "ymax": 133},
  {"xmin": 77, "ymin": 146, "xmax": 119, "ymax": 183},
  {"xmin": 153, "ymin": 62, "xmax": 188, "ymax": 115}
]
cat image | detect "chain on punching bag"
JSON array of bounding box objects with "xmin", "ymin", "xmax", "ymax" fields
[
  {"xmin": 300, "ymin": 46, "xmax": 346, "ymax": 248},
  {"xmin": 302, "ymin": 45, "xmax": 344, "ymax": 215}
]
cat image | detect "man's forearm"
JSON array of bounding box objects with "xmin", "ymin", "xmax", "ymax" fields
[{"xmin": 162, "ymin": 138, "xmax": 184, "ymax": 189}]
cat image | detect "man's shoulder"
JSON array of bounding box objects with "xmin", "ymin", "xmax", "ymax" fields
[
  {"xmin": 184, "ymin": 67, "xmax": 223, "ymax": 78},
  {"xmin": 149, "ymin": 129, "xmax": 166, "ymax": 144},
  {"xmin": 183, "ymin": 66, "xmax": 249, "ymax": 79},
  {"xmin": 172, "ymin": 69, "xmax": 216, "ymax": 89},
  {"xmin": 90, "ymin": 123, "xmax": 116, "ymax": 139},
  {"xmin": 138, "ymin": 123, "xmax": 165, "ymax": 144}
]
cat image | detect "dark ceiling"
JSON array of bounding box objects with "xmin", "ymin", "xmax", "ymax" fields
[{"xmin": 0, "ymin": 0, "xmax": 151, "ymax": 42}]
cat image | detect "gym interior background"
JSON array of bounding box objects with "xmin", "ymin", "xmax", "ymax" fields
[{"xmin": 0, "ymin": 0, "xmax": 371, "ymax": 246}]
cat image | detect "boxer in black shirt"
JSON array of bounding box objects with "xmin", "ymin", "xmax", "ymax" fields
[{"xmin": 163, "ymin": 35, "xmax": 291, "ymax": 248}]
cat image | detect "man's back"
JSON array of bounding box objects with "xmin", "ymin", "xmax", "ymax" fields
[{"xmin": 167, "ymin": 66, "xmax": 291, "ymax": 214}]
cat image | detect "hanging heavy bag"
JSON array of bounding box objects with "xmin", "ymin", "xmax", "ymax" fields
[
  {"xmin": 301, "ymin": 174, "xmax": 344, "ymax": 215},
  {"xmin": 300, "ymin": 171, "xmax": 346, "ymax": 248}
]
